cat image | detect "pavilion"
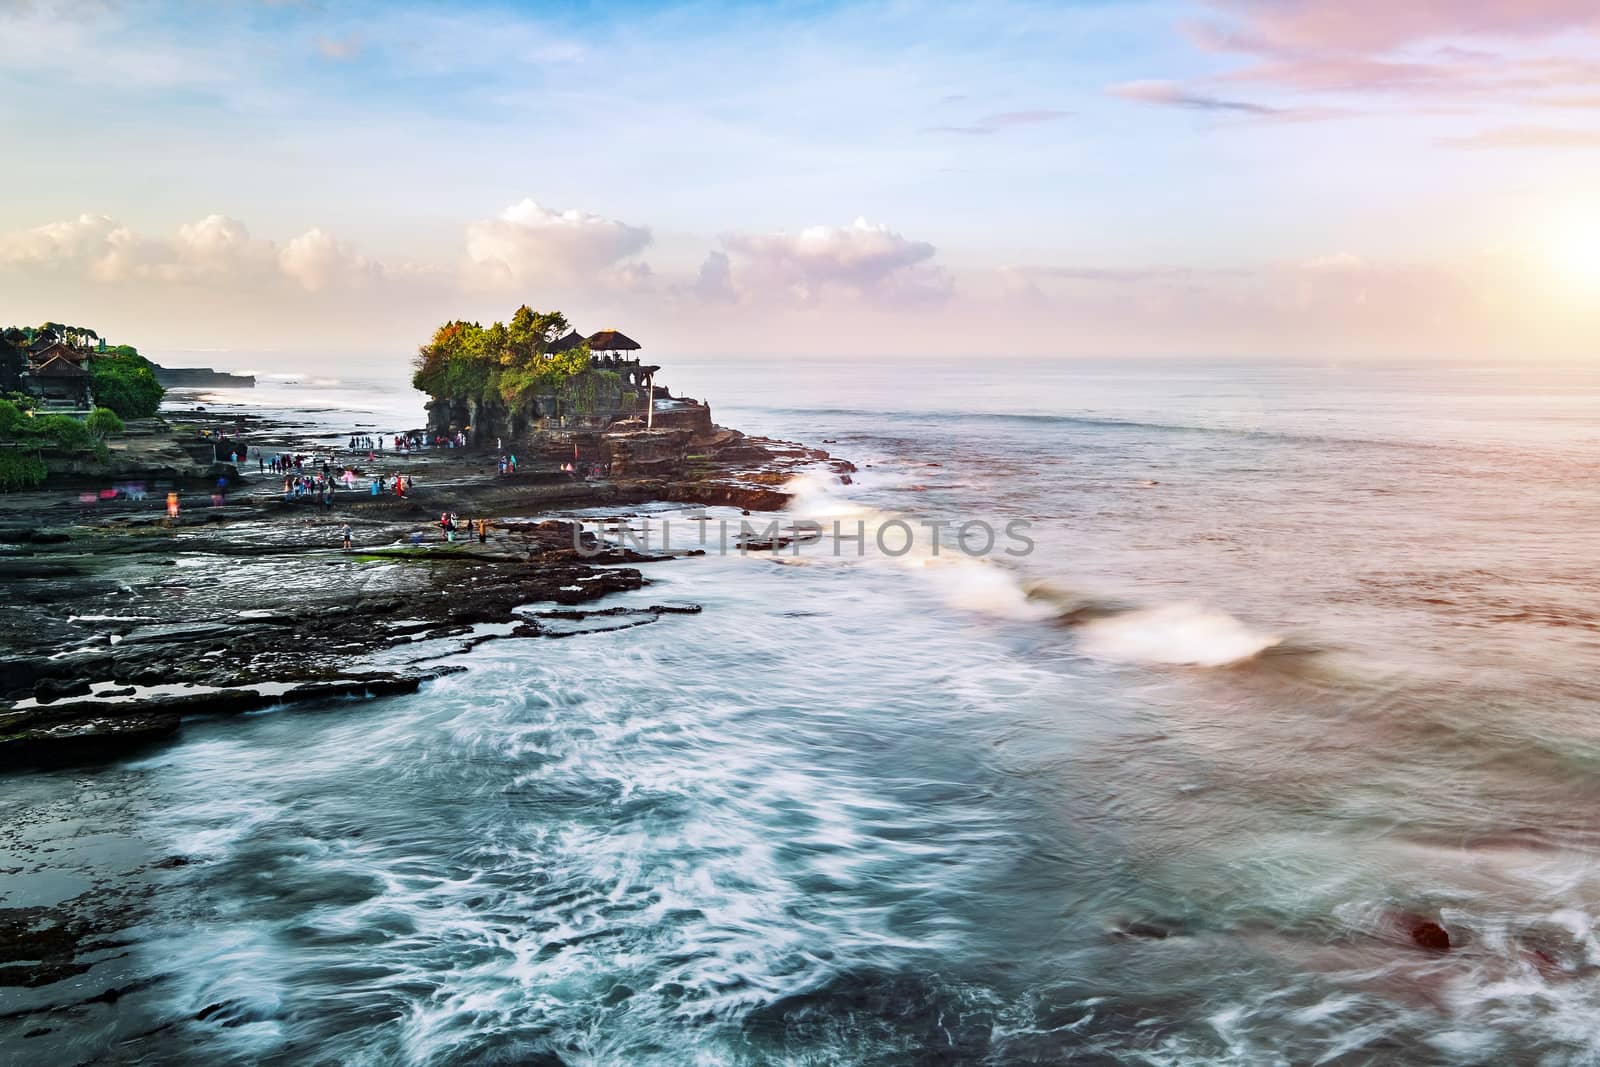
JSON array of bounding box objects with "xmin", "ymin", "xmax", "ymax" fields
[{"xmin": 547, "ymin": 331, "xmax": 586, "ymax": 354}]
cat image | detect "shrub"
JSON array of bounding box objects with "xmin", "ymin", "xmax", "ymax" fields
[
  {"xmin": 30, "ymin": 414, "xmax": 95, "ymax": 451},
  {"xmin": 0, "ymin": 450, "xmax": 47, "ymax": 493},
  {"xmin": 86, "ymin": 406, "xmax": 124, "ymax": 439}
]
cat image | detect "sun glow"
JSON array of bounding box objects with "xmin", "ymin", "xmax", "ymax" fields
[{"xmin": 1546, "ymin": 208, "xmax": 1600, "ymax": 299}]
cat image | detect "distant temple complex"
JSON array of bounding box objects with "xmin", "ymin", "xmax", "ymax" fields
[
  {"xmin": 418, "ymin": 325, "xmax": 716, "ymax": 475},
  {"xmin": 18, "ymin": 336, "xmax": 96, "ymax": 409}
]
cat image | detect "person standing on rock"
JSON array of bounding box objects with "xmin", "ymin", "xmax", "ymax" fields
[
  {"xmin": 478, "ymin": 518, "xmax": 488, "ymax": 544},
  {"xmin": 341, "ymin": 523, "xmax": 353, "ymax": 552}
]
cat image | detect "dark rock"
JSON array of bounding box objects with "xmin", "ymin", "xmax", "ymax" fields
[
  {"xmin": 0, "ymin": 529, "xmax": 70, "ymax": 544},
  {"xmin": 0, "ymin": 653, "xmax": 115, "ymax": 699},
  {"xmin": 120, "ymin": 621, "xmax": 243, "ymax": 645},
  {"xmin": 1112, "ymin": 918, "xmax": 1186, "ymax": 941},
  {"xmin": 0, "ymin": 708, "xmax": 182, "ymax": 770},
  {"xmin": 1410, "ymin": 919, "xmax": 1451, "ymax": 952},
  {"xmin": 32, "ymin": 677, "xmax": 93, "ymax": 704},
  {"xmin": 0, "ymin": 916, "xmax": 95, "ymax": 987},
  {"xmin": 289, "ymin": 676, "xmax": 433, "ymax": 703}
]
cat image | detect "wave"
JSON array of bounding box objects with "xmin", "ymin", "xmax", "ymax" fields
[
  {"xmin": 783, "ymin": 469, "xmax": 1282, "ymax": 667},
  {"xmin": 752, "ymin": 403, "xmax": 1577, "ymax": 465},
  {"xmin": 1072, "ymin": 601, "xmax": 1282, "ymax": 667},
  {"xmin": 764, "ymin": 403, "xmax": 1233, "ymax": 437}
]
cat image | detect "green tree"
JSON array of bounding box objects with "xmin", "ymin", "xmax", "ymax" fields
[
  {"xmin": 91, "ymin": 352, "xmax": 165, "ymax": 418},
  {"xmin": 0, "ymin": 334, "xmax": 23, "ymax": 393},
  {"xmin": 412, "ymin": 306, "xmax": 589, "ymax": 408},
  {"xmin": 0, "ymin": 398, "xmax": 27, "ymax": 435}
]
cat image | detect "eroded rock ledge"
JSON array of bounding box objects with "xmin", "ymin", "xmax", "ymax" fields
[{"xmin": 0, "ymin": 408, "xmax": 856, "ymax": 769}]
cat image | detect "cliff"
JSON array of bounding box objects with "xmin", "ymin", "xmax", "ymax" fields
[
  {"xmin": 424, "ymin": 366, "xmax": 713, "ymax": 446},
  {"xmin": 152, "ymin": 365, "xmax": 256, "ymax": 388}
]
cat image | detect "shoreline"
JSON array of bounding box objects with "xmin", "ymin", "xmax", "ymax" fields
[{"xmin": 0, "ymin": 397, "xmax": 854, "ymax": 769}]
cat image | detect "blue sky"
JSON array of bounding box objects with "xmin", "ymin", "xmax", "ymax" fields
[{"xmin": 3, "ymin": 0, "xmax": 1599, "ymax": 359}]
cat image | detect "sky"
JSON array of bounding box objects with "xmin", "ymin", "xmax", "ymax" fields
[{"xmin": 3, "ymin": 0, "xmax": 1600, "ymax": 363}]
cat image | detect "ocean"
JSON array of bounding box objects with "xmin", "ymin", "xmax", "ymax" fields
[{"xmin": 5, "ymin": 357, "xmax": 1600, "ymax": 1065}]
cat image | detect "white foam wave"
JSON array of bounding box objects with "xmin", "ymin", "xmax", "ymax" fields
[
  {"xmin": 903, "ymin": 556, "xmax": 1059, "ymax": 621},
  {"xmin": 1075, "ymin": 601, "xmax": 1281, "ymax": 667},
  {"xmin": 784, "ymin": 471, "xmax": 1284, "ymax": 654}
]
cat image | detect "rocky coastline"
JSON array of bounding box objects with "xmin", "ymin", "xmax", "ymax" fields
[
  {"xmin": 148, "ymin": 364, "xmax": 256, "ymax": 388},
  {"xmin": 0, "ymin": 401, "xmax": 853, "ymax": 770}
]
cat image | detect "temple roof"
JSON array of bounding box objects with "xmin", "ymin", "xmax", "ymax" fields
[
  {"xmin": 32, "ymin": 354, "xmax": 90, "ymax": 378},
  {"xmin": 547, "ymin": 331, "xmax": 586, "ymax": 353},
  {"xmin": 585, "ymin": 329, "xmax": 641, "ymax": 352},
  {"xmin": 27, "ymin": 339, "xmax": 75, "ymax": 360}
]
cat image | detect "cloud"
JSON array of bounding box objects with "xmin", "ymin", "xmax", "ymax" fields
[
  {"xmin": 1172, "ymin": 2, "xmax": 1600, "ymax": 106},
  {"xmin": 1005, "ymin": 264, "xmax": 1248, "ymax": 284},
  {"xmin": 1437, "ymin": 125, "xmax": 1600, "ymax": 148},
  {"xmin": 691, "ymin": 251, "xmax": 737, "ymax": 305},
  {"xmin": 278, "ymin": 228, "xmax": 388, "ymax": 291},
  {"xmin": 0, "ymin": 213, "xmax": 121, "ymax": 270},
  {"xmin": 316, "ymin": 35, "xmax": 361, "ymax": 61},
  {"xmin": 716, "ymin": 218, "xmax": 950, "ymax": 306},
  {"xmin": 464, "ymin": 199, "xmax": 652, "ymax": 288},
  {"xmin": 923, "ymin": 109, "xmax": 1071, "ymax": 135},
  {"xmin": 1196, "ymin": 0, "xmax": 1600, "ymax": 55},
  {"xmin": 0, "ymin": 212, "xmax": 398, "ymax": 290},
  {"xmin": 1535, "ymin": 94, "xmax": 1600, "ymax": 108},
  {"xmin": 0, "ymin": 212, "xmax": 275, "ymax": 284},
  {"xmin": 1108, "ymin": 80, "xmax": 1279, "ymax": 115},
  {"xmin": 1106, "ymin": 79, "xmax": 1361, "ymax": 124}
]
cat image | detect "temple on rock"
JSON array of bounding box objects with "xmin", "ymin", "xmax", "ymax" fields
[{"xmin": 415, "ymin": 319, "xmax": 720, "ymax": 476}]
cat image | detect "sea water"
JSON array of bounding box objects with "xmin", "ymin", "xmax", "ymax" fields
[{"xmin": 4, "ymin": 357, "xmax": 1600, "ymax": 1065}]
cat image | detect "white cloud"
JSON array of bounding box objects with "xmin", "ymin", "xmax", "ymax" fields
[
  {"xmin": 464, "ymin": 199, "xmax": 652, "ymax": 288},
  {"xmin": 0, "ymin": 213, "xmax": 121, "ymax": 269},
  {"xmin": 0, "ymin": 213, "xmax": 393, "ymax": 291},
  {"xmin": 316, "ymin": 34, "xmax": 361, "ymax": 61},
  {"xmin": 691, "ymin": 250, "xmax": 737, "ymax": 304},
  {"xmin": 278, "ymin": 228, "xmax": 384, "ymax": 291},
  {"xmin": 716, "ymin": 218, "xmax": 950, "ymax": 305}
]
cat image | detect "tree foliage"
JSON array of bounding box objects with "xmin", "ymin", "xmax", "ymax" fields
[
  {"xmin": 0, "ymin": 337, "xmax": 23, "ymax": 393},
  {"xmin": 90, "ymin": 350, "xmax": 165, "ymax": 418},
  {"xmin": 0, "ymin": 451, "xmax": 48, "ymax": 493},
  {"xmin": 0, "ymin": 399, "xmax": 100, "ymax": 454},
  {"xmin": 412, "ymin": 306, "xmax": 592, "ymax": 406},
  {"xmin": 86, "ymin": 406, "xmax": 124, "ymax": 439}
]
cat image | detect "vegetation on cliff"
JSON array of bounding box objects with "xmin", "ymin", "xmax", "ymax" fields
[
  {"xmin": 0, "ymin": 450, "xmax": 48, "ymax": 492},
  {"xmin": 0, "ymin": 398, "xmax": 117, "ymax": 490},
  {"xmin": 89, "ymin": 350, "xmax": 165, "ymax": 419},
  {"xmin": 412, "ymin": 306, "xmax": 594, "ymax": 409},
  {"xmin": 0, "ymin": 398, "xmax": 114, "ymax": 450}
]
